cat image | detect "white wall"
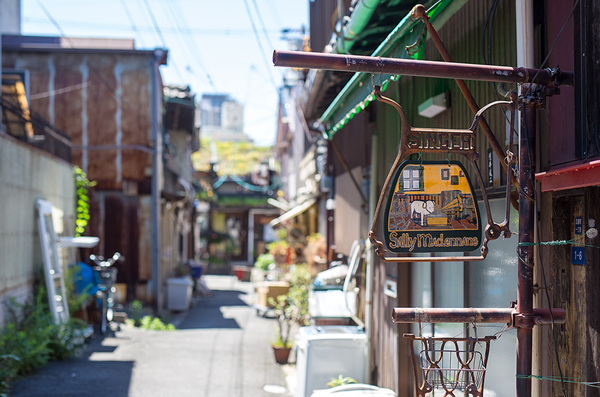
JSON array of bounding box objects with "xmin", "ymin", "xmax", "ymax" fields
[{"xmin": 0, "ymin": 134, "xmax": 75, "ymax": 327}]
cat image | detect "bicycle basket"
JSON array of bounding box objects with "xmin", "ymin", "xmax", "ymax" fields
[
  {"xmin": 94, "ymin": 267, "xmax": 118, "ymax": 286},
  {"xmin": 404, "ymin": 333, "xmax": 495, "ymax": 397}
]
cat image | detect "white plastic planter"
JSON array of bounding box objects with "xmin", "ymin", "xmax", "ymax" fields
[{"xmin": 166, "ymin": 277, "xmax": 194, "ymax": 311}]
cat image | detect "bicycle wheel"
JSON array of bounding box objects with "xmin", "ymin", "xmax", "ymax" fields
[
  {"xmin": 106, "ymin": 287, "xmax": 114, "ymax": 322},
  {"xmin": 97, "ymin": 292, "xmax": 108, "ymax": 334}
]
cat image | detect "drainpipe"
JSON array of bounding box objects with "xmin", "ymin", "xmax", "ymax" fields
[
  {"xmin": 515, "ymin": 2, "xmax": 534, "ymax": 396},
  {"xmin": 515, "ymin": 0, "xmax": 535, "ymax": 70},
  {"xmin": 325, "ymin": 140, "xmax": 335, "ymax": 261},
  {"xmin": 364, "ymin": 132, "xmax": 378, "ymax": 384},
  {"xmin": 151, "ymin": 49, "xmax": 164, "ymax": 313},
  {"xmin": 337, "ymin": 0, "xmax": 383, "ymax": 54}
]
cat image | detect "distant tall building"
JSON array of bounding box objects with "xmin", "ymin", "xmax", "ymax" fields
[{"xmin": 199, "ymin": 94, "xmax": 252, "ymax": 142}]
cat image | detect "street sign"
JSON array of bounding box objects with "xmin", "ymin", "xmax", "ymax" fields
[
  {"xmin": 383, "ymin": 161, "xmax": 482, "ymax": 253},
  {"xmin": 571, "ymin": 246, "xmax": 585, "ymax": 265}
]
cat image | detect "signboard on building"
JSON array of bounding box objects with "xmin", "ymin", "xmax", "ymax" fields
[{"xmin": 383, "ymin": 161, "xmax": 482, "ymax": 253}]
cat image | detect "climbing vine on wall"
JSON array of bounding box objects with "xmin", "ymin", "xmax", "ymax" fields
[{"xmin": 74, "ymin": 167, "xmax": 96, "ymax": 237}]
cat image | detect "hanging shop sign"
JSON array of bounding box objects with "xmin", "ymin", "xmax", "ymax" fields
[
  {"xmin": 366, "ymin": 85, "xmax": 516, "ymax": 262},
  {"xmin": 383, "ymin": 161, "xmax": 482, "ymax": 253}
]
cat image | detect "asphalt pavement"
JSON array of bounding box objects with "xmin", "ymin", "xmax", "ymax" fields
[{"xmin": 9, "ymin": 275, "xmax": 296, "ymax": 397}]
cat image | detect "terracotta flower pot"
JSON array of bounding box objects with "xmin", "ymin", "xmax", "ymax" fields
[{"xmin": 272, "ymin": 345, "xmax": 292, "ymax": 364}]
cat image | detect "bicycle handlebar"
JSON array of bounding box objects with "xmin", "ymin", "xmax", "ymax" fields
[{"xmin": 89, "ymin": 252, "xmax": 124, "ymax": 267}]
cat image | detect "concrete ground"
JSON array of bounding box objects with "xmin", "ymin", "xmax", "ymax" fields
[{"xmin": 9, "ymin": 275, "xmax": 297, "ymax": 397}]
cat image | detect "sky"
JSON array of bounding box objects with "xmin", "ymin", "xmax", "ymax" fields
[{"xmin": 21, "ymin": 0, "xmax": 309, "ymax": 147}]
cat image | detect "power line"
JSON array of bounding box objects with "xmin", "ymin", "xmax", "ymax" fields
[
  {"xmin": 251, "ymin": 0, "xmax": 286, "ymax": 84},
  {"xmin": 242, "ymin": 0, "xmax": 278, "ymax": 92},
  {"xmin": 142, "ymin": 0, "xmax": 167, "ymax": 48},
  {"xmin": 142, "ymin": 0, "xmax": 186, "ymax": 83},
  {"xmin": 163, "ymin": 0, "xmax": 218, "ymax": 91},
  {"xmin": 32, "ymin": 0, "xmax": 163, "ymax": 119},
  {"xmin": 120, "ymin": 0, "xmax": 147, "ymax": 48},
  {"xmin": 23, "ymin": 17, "xmax": 281, "ymax": 36}
]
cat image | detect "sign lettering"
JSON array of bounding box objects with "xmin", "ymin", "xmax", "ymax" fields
[{"xmin": 407, "ymin": 131, "xmax": 474, "ymax": 153}]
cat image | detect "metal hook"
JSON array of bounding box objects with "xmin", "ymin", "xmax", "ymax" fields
[{"xmin": 371, "ymin": 73, "xmax": 383, "ymax": 90}]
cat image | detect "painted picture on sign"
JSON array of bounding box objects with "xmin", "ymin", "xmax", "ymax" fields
[{"xmin": 384, "ymin": 161, "xmax": 482, "ymax": 253}]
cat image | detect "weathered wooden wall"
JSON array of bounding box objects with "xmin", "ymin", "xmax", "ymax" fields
[
  {"xmin": 2, "ymin": 48, "xmax": 160, "ymax": 300},
  {"xmin": 369, "ymin": 1, "xmax": 517, "ymax": 394},
  {"xmin": 549, "ymin": 188, "xmax": 600, "ymax": 397},
  {"xmin": 2, "ymin": 50, "xmax": 154, "ymax": 189}
]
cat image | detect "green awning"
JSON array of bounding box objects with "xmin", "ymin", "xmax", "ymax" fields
[{"xmin": 320, "ymin": 0, "xmax": 467, "ymax": 139}]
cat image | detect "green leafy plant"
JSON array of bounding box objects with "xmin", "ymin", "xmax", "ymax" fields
[
  {"xmin": 268, "ymin": 264, "xmax": 312, "ymax": 348},
  {"xmin": 139, "ymin": 316, "xmax": 176, "ymax": 331},
  {"xmin": 74, "ymin": 166, "xmax": 96, "ymax": 237},
  {"xmin": 0, "ymin": 290, "xmax": 86, "ymax": 395},
  {"xmin": 254, "ymin": 253, "xmax": 275, "ymax": 271},
  {"xmin": 128, "ymin": 300, "xmax": 144, "ymax": 327},
  {"xmin": 66, "ymin": 265, "xmax": 92, "ymax": 314},
  {"xmin": 0, "ymin": 354, "xmax": 19, "ymax": 396},
  {"xmin": 125, "ymin": 300, "xmax": 175, "ymax": 330},
  {"xmin": 327, "ymin": 374, "xmax": 358, "ymax": 388}
]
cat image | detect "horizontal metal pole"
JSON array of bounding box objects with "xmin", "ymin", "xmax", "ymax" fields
[
  {"xmin": 273, "ymin": 50, "xmax": 574, "ymax": 86},
  {"xmin": 392, "ymin": 307, "xmax": 566, "ymax": 325}
]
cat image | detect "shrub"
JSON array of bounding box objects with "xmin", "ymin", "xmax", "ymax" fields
[
  {"xmin": 0, "ymin": 290, "xmax": 86, "ymax": 395},
  {"xmin": 254, "ymin": 253, "xmax": 275, "ymax": 271},
  {"xmin": 125, "ymin": 301, "xmax": 175, "ymax": 331}
]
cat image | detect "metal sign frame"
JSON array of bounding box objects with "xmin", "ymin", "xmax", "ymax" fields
[{"xmin": 368, "ymin": 86, "xmax": 513, "ymax": 262}]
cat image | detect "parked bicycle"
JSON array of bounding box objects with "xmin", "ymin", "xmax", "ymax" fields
[{"xmin": 89, "ymin": 252, "xmax": 124, "ymax": 334}]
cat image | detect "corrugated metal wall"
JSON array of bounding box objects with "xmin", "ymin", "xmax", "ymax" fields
[
  {"xmin": 387, "ymin": 0, "xmax": 517, "ymax": 188},
  {"xmin": 3, "ymin": 49, "xmax": 159, "ymax": 300},
  {"xmin": 3, "ymin": 51, "xmax": 154, "ymax": 189},
  {"xmin": 370, "ymin": 0, "xmax": 517, "ymax": 393},
  {"xmin": 0, "ymin": 133, "xmax": 75, "ymax": 327}
]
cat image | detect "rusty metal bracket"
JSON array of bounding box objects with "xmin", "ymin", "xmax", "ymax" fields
[
  {"xmin": 411, "ymin": 4, "xmax": 520, "ymax": 196},
  {"xmin": 392, "ymin": 306, "xmax": 566, "ymax": 327},
  {"xmin": 368, "ymin": 85, "xmax": 514, "ymax": 263}
]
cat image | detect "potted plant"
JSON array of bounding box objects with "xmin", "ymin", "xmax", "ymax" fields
[
  {"xmin": 269, "ymin": 294, "xmax": 300, "ymax": 364},
  {"xmin": 268, "ymin": 265, "xmax": 312, "ymax": 364}
]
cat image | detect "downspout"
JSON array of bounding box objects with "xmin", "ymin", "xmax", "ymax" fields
[
  {"xmin": 325, "ymin": 140, "xmax": 335, "ymax": 261},
  {"xmin": 151, "ymin": 49, "xmax": 164, "ymax": 313},
  {"xmin": 515, "ymin": 2, "xmax": 534, "ymax": 396},
  {"xmin": 337, "ymin": 0, "xmax": 383, "ymax": 54},
  {"xmin": 364, "ymin": 132, "xmax": 377, "ymax": 384},
  {"xmin": 515, "ymin": 0, "xmax": 535, "ymax": 70}
]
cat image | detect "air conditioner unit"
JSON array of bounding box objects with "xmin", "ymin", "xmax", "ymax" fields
[{"xmin": 295, "ymin": 326, "xmax": 367, "ymax": 397}]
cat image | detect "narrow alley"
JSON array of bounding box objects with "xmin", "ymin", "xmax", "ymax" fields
[{"xmin": 9, "ymin": 276, "xmax": 293, "ymax": 397}]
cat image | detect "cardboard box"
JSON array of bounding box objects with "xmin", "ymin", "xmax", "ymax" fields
[{"xmin": 256, "ymin": 281, "xmax": 290, "ymax": 308}]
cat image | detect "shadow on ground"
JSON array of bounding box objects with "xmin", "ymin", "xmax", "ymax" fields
[{"xmin": 177, "ymin": 289, "xmax": 249, "ymax": 330}]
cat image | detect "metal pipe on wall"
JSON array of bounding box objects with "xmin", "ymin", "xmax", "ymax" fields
[
  {"xmin": 515, "ymin": 2, "xmax": 535, "ymax": 396},
  {"xmin": 516, "ymin": 90, "xmax": 537, "ymax": 397},
  {"xmin": 273, "ymin": 50, "xmax": 574, "ymax": 87},
  {"xmin": 151, "ymin": 50, "xmax": 164, "ymax": 313},
  {"xmin": 364, "ymin": 133, "xmax": 378, "ymax": 384}
]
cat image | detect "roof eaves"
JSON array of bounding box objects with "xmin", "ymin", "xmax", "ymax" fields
[{"xmin": 319, "ymin": 0, "xmax": 468, "ymax": 139}]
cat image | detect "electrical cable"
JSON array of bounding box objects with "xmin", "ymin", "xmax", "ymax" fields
[
  {"xmin": 120, "ymin": 0, "xmax": 147, "ymax": 48},
  {"xmin": 142, "ymin": 0, "xmax": 185, "ymax": 83},
  {"xmin": 534, "ymin": 191, "xmax": 568, "ymax": 397},
  {"xmin": 519, "ymin": 0, "xmax": 579, "ymax": 397},
  {"xmin": 520, "ymin": 96, "xmax": 568, "ymax": 397},
  {"xmin": 242, "ymin": 0, "xmax": 279, "ymax": 92},
  {"xmin": 33, "ymin": 0, "xmax": 160, "ymax": 116},
  {"xmin": 526, "ymin": 0, "xmax": 580, "ymax": 92},
  {"xmin": 143, "ymin": 0, "xmax": 167, "ymax": 48},
  {"xmin": 163, "ymin": 0, "xmax": 218, "ymax": 92}
]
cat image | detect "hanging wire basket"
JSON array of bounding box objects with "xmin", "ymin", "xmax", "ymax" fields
[{"xmin": 404, "ymin": 333, "xmax": 496, "ymax": 397}]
